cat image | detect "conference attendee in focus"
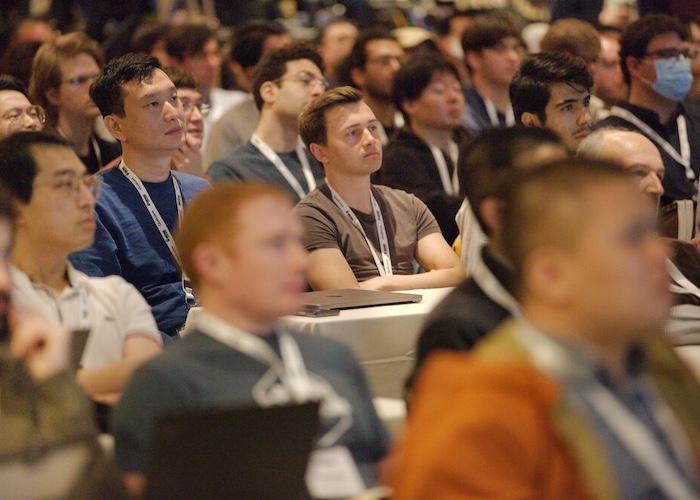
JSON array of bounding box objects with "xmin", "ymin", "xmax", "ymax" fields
[{"xmin": 112, "ymin": 182, "xmax": 389, "ymax": 497}]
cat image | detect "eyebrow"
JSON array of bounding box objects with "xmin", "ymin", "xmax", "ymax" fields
[
  {"xmin": 139, "ymin": 87, "xmax": 177, "ymax": 101},
  {"xmin": 49, "ymin": 168, "xmax": 88, "ymax": 178},
  {"xmin": 555, "ymin": 95, "xmax": 589, "ymax": 108},
  {"xmin": 341, "ymin": 118, "xmax": 379, "ymax": 132}
]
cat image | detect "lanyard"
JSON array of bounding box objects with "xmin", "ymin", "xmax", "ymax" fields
[
  {"xmin": 428, "ymin": 140, "xmax": 459, "ymax": 197},
  {"xmin": 326, "ymin": 182, "xmax": 393, "ymax": 277},
  {"xmin": 197, "ymin": 312, "xmax": 353, "ymax": 447},
  {"xmin": 609, "ymin": 106, "xmax": 694, "ymax": 180},
  {"xmin": 250, "ymin": 134, "xmax": 316, "ymax": 200},
  {"xmin": 470, "ymin": 251, "xmax": 520, "ymax": 317},
  {"xmin": 515, "ymin": 320, "xmax": 699, "ymax": 500},
  {"xmin": 377, "ymin": 112, "xmax": 405, "ymax": 145},
  {"xmin": 484, "ymin": 98, "xmax": 515, "ymax": 127},
  {"xmin": 667, "ymin": 258, "xmax": 700, "ymax": 299}
]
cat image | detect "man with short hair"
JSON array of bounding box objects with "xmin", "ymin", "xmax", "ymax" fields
[
  {"xmin": 0, "ymin": 130, "xmax": 162, "ymax": 405},
  {"xmin": 30, "ymin": 32, "xmax": 121, "ymax": 174},
  {"xmin": 295, "ymin": 86, "xmax": 464, "ymax": 291},
  {"xmin": 510, "ymin": 52, "xmax": 594, "ymax": 152},
  {"xmin": 460, "ymin": 12, "xmax": 524, "ymax": 134},
  {"xmin": 69, "ymin": 53, "xmax": 210, "ymax": 340},
  {"xmin": 208, "ymin": 44, "xmax": 326, "ymax": 203},
  {"xmin": 379, "ymin": 55, "xmax": 468, "ymax": 244},
  {"xmin": 597, "ymin": 31, "xmax": 628, "ymax": 108},
  {"xmin": 112, "ymin": 182, "xmax": 390, "ymax": 497},
  {"xmin": 203, "ymin": 20, "xmax": 291, "ymax": 167},
  {"xmin": 596, "ymin": 14, "xmax": 700, "ymax": 208},
  {"xmin": 340, "ymin": 29, "xmax": 405, "ymax": 144},
  {"xmin": 318, "ymin": 19, "xmax": 359, "ymax": 88},
  {"xmin": 388, "ymin": 159, "xmax": 700, "ymax": 498},
  {"xmin": 0, "ymin": 74, "xmax": 44, "ymax": 140}
]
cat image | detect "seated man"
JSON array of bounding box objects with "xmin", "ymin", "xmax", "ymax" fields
[
  {"xmin": 510, "ymin": 52, "xmax": 594, "ymax": 152},
  {"xmin": 0, "ymin": 131, "xmax": 162, "ymax": 406},
  {"xmin": 379, "ymin": 54, "xmax": 469, "ymax": 244},
  {"xmin": 0, "ymin": 75, "xmax": 45, "ymax": 140},
  {"xmin": 387, "ymin": 158, "xmax": 700, "ymax": 498},
  {"xmin": 112, "ymin": 183, "xmax": 390, "ymax": 497},
  {"xmin": 69, "ymin": 53, "xmax": 210, "ymax": 339},
  {"xmin": 208, "ymin": 43, "xmax": 326, "ymax": 203},
  {"xmin": 295, "ymin": 87, "xmax": 464, "ymax": 291},
  {"xmin": 407, "ymin": 126, "xmax": 566, "ymax": 394}
]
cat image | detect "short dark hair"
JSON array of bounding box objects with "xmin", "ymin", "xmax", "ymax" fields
[
  {"xmin": 163, "ymin": 66, "xmax": 199, "ymax": 90},
  {"xmin": 338, "ymin": 28, "xmax": 398, "ymax": 87},
  {"xmin": 230, "ymin": 20, "xmax": 288, "ymax": 69},
  {"xmin": 252, "ymin": 42, "xmax": 324, "ymax": 110},
  {"xmin": 459, "ymin": 126, "xmax": 563, "ymax": 234},
  {"xmin": 510, "ymin": 52, "xmax": 593, "ymax": 124},
  {"xmin": 131, "ymin": 23, "xmax": 171, "ymax": 55},
  {"xmin": 0, "ymin": 75, "xmax": 28, "ymax": 97},
  {"xmin": 392, "ymin": 54, "xmax": 460, "ymax": 124},
  {"xmin": 299, "ymin": 86, "xmax": 363, "ymax": 148},
  {"xmin": 0, "ymin": 130, "xmax": 70, "ymax": 203},
  {"xmin": 461, "ymin": 11, "xmax": 522, "ymax": 65},
  {"xmin": 90, "ymin": 52, "xmax": 163, "ymax": 117},
  {"xmin": 165, "ymin": 23, "xmax": 216, "ymax": 61},
  {"xmin": 619, "ymin": 14, "xmax": 688, "ymax": 86}
]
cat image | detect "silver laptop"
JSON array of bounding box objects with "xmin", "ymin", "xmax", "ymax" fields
[{"xmin": 297, "ymin": 289, "xmax": 422, "ymax": 316}]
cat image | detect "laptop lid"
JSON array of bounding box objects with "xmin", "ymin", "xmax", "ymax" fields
[
  {"xmin": 145, "ymin": 402, "xmax": 320, "ymax": 499},
  {"xmin": 298, "ymin": 289, "xmax": 422, "ymax": 314}
]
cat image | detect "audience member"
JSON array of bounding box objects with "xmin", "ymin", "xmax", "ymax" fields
[
  {"xmin": 340, "ymin": 29, "xmax": 405, "ymax": 144},
  {"xmin": 30, "ymin": 32, "xmax": 121, "ymax": 174},
  {"xmin": 596, "ymin": 30, "xmax": 629, "ymax": 108},
  {"xmin": 112, "ymin": 182, "xmax": 390, "ymax": 497},
  {"xmin": 596, "ymin": 14, "xmax": 700, "ymax": 208},
  {"xmin": 203, "ymin": 20, "xmax": 291, "ymax": 167},
  {"xmin": 460, "ymin": 12, "xmax": 523, "ymax": 134},
  {"xmin": 209, "ymin": 44, "xmax": 326, "ymax": 203},
  {"xmin": 435, "ymin": 10, "xmax": 476, "ymax": 85},
  {"xmin": 0, "ymin": 130, "xmax": 161, "ymax": 406},
  {"xmin": 510, "ymin": 52, "xmax": 594, "ymax": 151},
  {"xmin": 388, "ymin": 158, "xmax": 700, "ymax": 498},
  {"xmin": 0, "ymin": 40, "xmax": 42, "ymax": 88},
  {"xmin": 69, "ymin": 53, "xmax": 210, "ymax": 340},
  {"xmin": 379, "ymin": 55, "xmax": 468, "ymax": 244},
  {"xmin": 0, "ymin": 75, "xmax": 44, "ymax": 140},
  {"xmin": 295, "ymin": 87, "xmax": 464, "ymax": 291},
  {"xmin": 317, "ymin": 19, "xmax": 359, "ymax": 88},
  {"xmin": 683, "ymin": 16, "xmax": 700, "ymax": 100},
  {"xmin": 130, "ymin": 22, "xmax": 171, "ymax": 67}
]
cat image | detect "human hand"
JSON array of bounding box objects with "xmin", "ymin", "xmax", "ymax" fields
[{"xmin": 10, "ymin": 311, "xmax": 70, "ymax": 382}]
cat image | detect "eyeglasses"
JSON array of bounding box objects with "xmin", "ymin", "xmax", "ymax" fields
[
  {"xmin": 275, "ymin": 72, "xmax": 330, "ymax": 91},
  {"xmin": 180, "ymin": 100, "xmax": 211, "ymax": 117},
  {"xmin": 62, "ymin": 73, "xmax": 100, "ymax": 86},
  {"xmin": 34, "ymin": 173, "xmax": 101, "ymax": 200},
  {"xmin": 367, "ymin": 55, "xmax": 404, "ymax": 67},
  {"xmin": 643, "ymin": 48, "xmax": 693, "ymax": 61},
  {"xmin": 1, "ymin": 105, "xmax": 45, "ymax": 125}
]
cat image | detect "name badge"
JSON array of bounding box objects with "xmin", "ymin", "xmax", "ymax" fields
[{"xmin": 305, "ymin": 446, "xmax": 365, "ymax": 498}]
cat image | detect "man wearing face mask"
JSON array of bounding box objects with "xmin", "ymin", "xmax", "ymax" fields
[{"xmin": 596, "ymin": 14, "xmax": 700, "ymax": 212}]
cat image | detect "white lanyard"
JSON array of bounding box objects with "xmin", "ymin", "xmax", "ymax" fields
[
  {"xmin": 470, "ymin": 250, "xmax": 520, "ymax": 317},
  {"xmin": 250, "ymin": 134, "xmax": 316, "ymax": 200},
  {"xmin": 118, "ymin": 162, "xmax": 194, "ymax": 305},
  {"xmin": 515, "ymin": 320, "xmax": 699, "ymax": 500},
  {"xmin": 428, "ymin": 140, "xmax": 459, "ymax": 197},
  {"xmin": 484, "ymin": 98, "xmax": 515, "ymax": 127},
  {"xmin": 197, "ymin": 312, "xmax": 353, "ymax": 447},
  {"xmin": 326, "ymin": 182, "xmax": 393, "ymax": 277},
  {"xmin": 377, "ymin": 112, "xmax": 405, "ymax": 145},
  {"xmin": 667, "ymin": 258, "xmax": 700, "ymax": 299},
  {"xmin": 609, "ymin": 106, "xmax": 694, "ymax": 180}
]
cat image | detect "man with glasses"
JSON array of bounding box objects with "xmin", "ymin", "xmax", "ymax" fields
[
  {"xmin": 0, "ymin": 131, "xmax": 162, "ymax": 414},
  {"xmin": 0, "ymin": 75, "xmax": 44, "ymax": 140},
  {"xmin": 596, "ymin": 14, "xmax": 700, "ymax": 209},
  {"xmin": 30, "ymin": 32, "xmax": 121, "ymax": 174},
  {"xmin": 208, "ymin": 44, "xmax": 325, "ymax": 203},
  {"xmin": 69, "ymin": 53, "xmax": 210, "ymax": 340}
]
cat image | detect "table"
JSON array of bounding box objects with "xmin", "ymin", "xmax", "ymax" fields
[{"xmin": 280, "ymin": 288, "xmax": 453, "ymax": 399}]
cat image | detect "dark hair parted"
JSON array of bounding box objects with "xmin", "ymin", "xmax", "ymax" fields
[
  {"xmin": 619, "ymin": 14, "xmax": 688, "ymax": 86},
  {"xmin": 459, "ymin": 126, "xmax": 563, "ymax": 234},
  {"xmin": 510, "ymin": 52, "xmax": 593, "ymax": 124},
  {"xmin": 0, "ymin": 130, "xmax": 70, "ymax": 203},
  {"xmin": 90, "ymin": 53, "xmax": 162, "ymax": 117},
  {"xmin": 252, "ymin": 42, "xmax": 324, "ymax": 110},
  {"xmin": 299, "ymin": 86, "xmax": 363, "ymax": 148},
  {"xmin": 392, "ymin": 54, "xmax": 460, "ymax": 124},
  {"xmin": 0, "ymin": 75, "xmax": 29, "ymax": 96}
]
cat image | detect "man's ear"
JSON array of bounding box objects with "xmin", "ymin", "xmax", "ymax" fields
[
  {"xmin": 464, "ymin": 51, "xmax": 482, "ymax": 73},
  {"xmin": 103, "ymin": 115, "xmax": 126, "ymax": 143},
  {"xmin": 45, "ymin": 87, "xmax": 61, "ymax": 107},
  {"xmin": 191, "ymin": 243, "xmax": 229, "ymax": 289},
  {"xmin": 350, "ymin": 67, "xmax": 365, "ymax": 89},
  {"xmin": 626, "ymin": 55, "xmax": 641, "ymax": 81},
  {"xmin": 259, "ymin": 81, "xmax": 277, "ymax": 106},
  {"xmin": 478, "ymin": 196, "xmax": 504, "ymax": 235},
  {"xmin": 308, "ymin": 143, "xmax": 328, "ymax": 164},
  {"xmin": 520, "ymin": 112, "xmax": 541, "ymax": 128}
]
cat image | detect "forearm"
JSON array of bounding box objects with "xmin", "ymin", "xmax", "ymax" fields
[
  {"xmin": 76, "ymin": 351, "xmax": 157, "ymax": 399},
  {"xmin": 359, "ymin": 266, "xmax": 464, "ymax": 291}
]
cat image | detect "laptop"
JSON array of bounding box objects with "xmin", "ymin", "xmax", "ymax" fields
[
  {"xmin": 297, "ymin": 289, "xmax": 422, "ymax": 316},
  {"xmin": 145, "ymin": 402, "xmax": 321, "ymax": 499}
]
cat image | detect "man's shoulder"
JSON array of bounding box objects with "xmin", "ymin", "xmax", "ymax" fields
[
  {"xmin": 295, "ymin": 186, "xmax": 331, "ymax": 211},
  {"xmin": 208, "ymin": 142, "xmax": 261, "ymax": 178},
  {"xmin": 172, "ymin": 170, "xmax": 211, "ymax": 194}
]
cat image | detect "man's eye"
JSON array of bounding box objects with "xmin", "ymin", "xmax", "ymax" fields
[{"xmin": 561, "ymin": 105, "xmax": 573, "ymax": 112}]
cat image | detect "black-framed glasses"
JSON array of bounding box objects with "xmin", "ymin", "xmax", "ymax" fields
[
  {"xmin": 644, "ymin": 48, "xmax": 693, "ymax": 61},
  {"xmin": 34, "ymin": 173, "xmax": 101, "ymax": 200},
  {"xmin": 1, "ymin": 105, "xmax": 46, "ymax": 125},
  {"xmin": 180, "ymin": 100, "xmax": 211, "ymax": 117},
  {"xmin": 62, "ymin": 73, "xmax": 100, "ymax": 86},
  {"xmin": 274, "ymin": 71, "xmax": 330, "ymax": 91}
]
